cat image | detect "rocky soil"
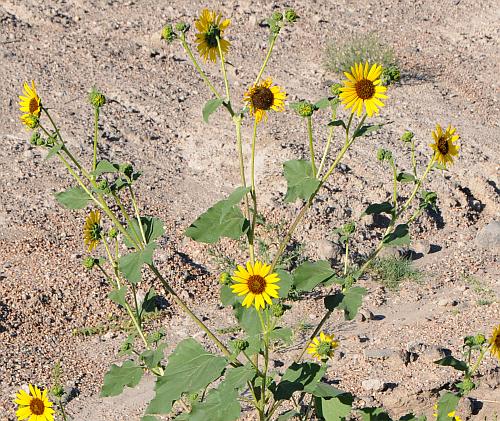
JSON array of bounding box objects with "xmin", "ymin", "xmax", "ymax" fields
[{"xmin": 0, "ymin": 0, "xmax": 499, "ymax": 420}]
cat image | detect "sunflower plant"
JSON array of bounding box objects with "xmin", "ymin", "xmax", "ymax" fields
[{"xmin": 13, "ymin": 7, "xmax": 499, "ymax": 421}]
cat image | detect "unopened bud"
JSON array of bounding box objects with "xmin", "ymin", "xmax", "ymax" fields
[
  {"xmin": 295, "ymin": 101, "xmax": 314, "ymax": 117},
  {"xmin": 401, "ymin": 130, "xmax": 414, "ymax": 143},
  {"xmin": 83, "ymin": 256, "xmax": 96, "ymax": 270},
  {"xmin": 161, "ymin": 24, "xmax": 176, "ymax": 43},
  {"xmin": 271, "ymin": 303, "xmax": 285, "ymax": 317},
  {"xmin": 89, "ymin": 88, "xmax": 106, "ymax": 109},
  {"xmin": 175, "ymin": 22, "xmax": 190, "ymax": 33},
  {"xmin": 219, "ymin": 272, "xmax": 230, "ymax": 285},
  {"xmin": 284, "ymin": 9, "xmax": 299, "ymax": 23},
  {"xmin": 109, "ymin": 227, "xmax": 118, "ymax": 239}
]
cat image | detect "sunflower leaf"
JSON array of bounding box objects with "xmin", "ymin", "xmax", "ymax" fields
[
  {"xmin": 91, "ymin": 160, "xmax": 120, "ymax": 176},
  {"xmin": 185, "ymin": 187, "xmax": 251, "ymax": 243},
  {"xmin": 118, "ymin": 242, "xmax": 156, "ymax": 284},
  {"xmin": 434, "ymin": 355, "xmax": 468, "ymax": 372},
  {"xmin": 436, "ymin": 392, "xmax": 460, "ymax": 421},
  {"xmin": 327, "ymin": 119, "xmax": 346, "ymax": 129},
  {"xmin": 276, "ymin": 269, "xmax": 293, "ymax": 298},
  {"xmin": 283, "ymin": 160, "xmax": 320, "ymax": 202},
  {"xmin": 339, "ymin": 286, "xmax": 367, "ymax": 320},
  {"xmin": 315, "ymin": 386, "xmax": 353, "ymax": 421},
  {"xmin": 55, "ymin": 186, "xmax": 91, "ymax": 209},
  {"xmin": 362, "ymin": 202, "xmax": 394, "ymax": 216},
  {"xmin": 44, "ymin": 143, "xmax": 64, "ymax": 161},
  {"xmin": 146, "ymin": 338, "xmax": 227, "ymax": 414},
  {"xmin": 101, "ymin": 360, "xmax": 143, "ymax": 397},
  {"xmin": 293, "ymin": 260, "xmax": 336, "ymax": 292},
  {"xmin": 353, "ymin": 123, "xmax": 384, "ymax": 138},
  {"xmin": 382, "ymin": 224, "xmax": 410, "ymax": 246},
  {"xmin": 314, "ymin": 97, "xmax": 332, "ymax": 110},
  {"xmin": 108, "ymin": 286, "xmax": 127, "ymax": 307},
  {"xmin": 359, "ymin": 407, "xmax": 392, "ymax": 421},
  {"xmin": 123, "ymin": 216, "xmax": 165, "ymax": 248},
  {"xmin": 203, "ymin": 98, "xmax": 224, "ymax": 123},
  {"xmin": 272, "ymin": 362, "xmax": 326, "ymax": 401},
  {"xmin": 396, "ymin": 172, "xmax": 417, "ymax": 184}
]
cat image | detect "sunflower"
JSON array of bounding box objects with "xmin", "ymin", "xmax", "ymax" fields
[
  {"xmin": 432, "ymin": 404, "xmax": 462, "ymax": 421},
  {"xmin": 195, "ymin": 9, "xmax": 230, "ymax": 63},
  {"xmin": 83, "ymin": 210, "xmax": 102, "ymax": 251},
  {"xmin": 339, "ymin": 62, "xmax": 388, "ymax": 117},
  {"xmin": 307, "ymin": 331, "xmax": 339, "ymax": 361},
  {"xmin": 19, "ymin": 80, "xmax": 41, "ymax": 117},
  {"xmin": 429, "ymin": 124, "xmax": 460, "ymax": 167},
  {"xmin": 489, "ymin": 324, "xmax": 500, "ymax": 360},
  {"xmin": 14, "ymin": 384, "xmax": 55, "ymax": 421},
  {"xmin": 230, "ymin": 260, "xmax": 280, "ymax": 310},
  {"xmin": 243, "ymin": 77, "xmax": 286, "ymax": 123}
]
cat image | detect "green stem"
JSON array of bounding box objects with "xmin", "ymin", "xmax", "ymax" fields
[
  {"xmin": 131, "ymin": 283, "xmax": 142, "ymax": 329},
  {"xmin": 468, "ymin": 346, "xmax": 489, "ymax": 377},
  {"xmin": 344, "ymin": 240, "xmax": 349, "ymax": 275},
  {"xmin": 254, "ymin": 34, "xmax": 278, "ymax": 85},
  {"xmin": 317, "ymin": 106, "xmax": 337, "ymax": 176},
  {"xmin": 180, "ymin": 35, "xmax": 221, "ymax": 99},
  {"xmin": 307, "ymin": 116, "xmax": 316, "ymax": 178},
  {"xmin": 149, "ymin": 264, "xmax": 232, "ymax": 358},
  {"xmin": 58, "ymin": 397, "xmax": 68, "ymax": 421},
  {"xmin": 95, "ymin": 263, "xmax": 117, "ymax": 289},
  {"xmin": 92, "ymin": 107, "xmax": 99, "ymax": 173},
  {"xmin": 399, "ymin": 155, "xmax": 435, "ymax": 215},
  {"xmin": 112, "ymin": 192, "xmax": 142, "ymax": 244},
  {"xmin": 129, "ymin": 186, "xmax": 147, "ymax": 245},
  {"xmin": 216, "ymin": 36, "xmax": 230, "ymax": 101},
  {"xmin": 411, "ymin": 140, "xmax": 417, "ymax": 178},
  {"xmin": 390, "ymin": 158, "xmax": 398, "ymax": 209},
  {"xmin": 250, "ymin": 119, "xmax": 258, "ymax": 264}
]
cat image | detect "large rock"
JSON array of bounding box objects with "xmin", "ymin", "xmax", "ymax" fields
[{"xmin": 475, "ymin": 221, "xmax": 500, "ymax": 250}]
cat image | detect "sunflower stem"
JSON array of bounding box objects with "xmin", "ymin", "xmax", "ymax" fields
[
  {"xmin": 317, "ymin": 105, "xmax": 337, "ymax": 177},
  {"xmin": 216, "ymin": 36, "xmax": 231, "ymax": 102},
  {"xmin": 468, "ymin": 346, "xmax": 489, "ymax": 378},
  {"xmin": 306, "ymin": 116, "xmax": 317, "ymax": 177},
  {"xmin": 255, "ymin": 34, "xmax": 278, "ymax": 85},
  {"xmin": 180, "ymin": 35, "xmax": 221, "ymax": 99},
  {"xmin": 58, "ymin": 397, "xmax": 68, "ymax": 421},
  {"xmin": 250, "ymin": 119, "xmax": 259, "ymax": 265},
  {"xmin": 112, "ymin": 192, "xmax": 143, "ymax": 245},
  {"xmin": 399, "ymin": 155, "xmax": 435, "ymax": 215},
  {"xmin": 411, "ymin": 139, "xmax": 417, "ymax": 178},
  {"xmin": 92, "ymin": 107, "xmax": 99, "ymax": 174},
  {"xmin": 390, "ymin": 158, "xmax": 398, "ymax": 210},
  {"xmin": 344, "ymin": 240, "xmax": 349, "ymax": 275},
  {"xmin": 128, "ymin": 186, "xmax": 147, "ymax": 245}
]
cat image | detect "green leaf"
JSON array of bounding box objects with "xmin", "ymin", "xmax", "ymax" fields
[
  {"xmin": 108, "ymin": 286, "xmax": 127, "ymax": 307},
  {"xmin": 141, "ymin": 417, "xmax": 159, "ymax": 421},
  {"xmin": 45, "ymin": 143, "xmax": 63, "ymax": 161},
  {"xmin": 324, "ymin": 293, "xmax": 344, "ymax": 311},
  {"xmin": 312, "ymin": 382, "xmax": 351, "ymax": 399},
  {"xmin": 272, "ymin": 362, "xmax": 326, "ymax": 401},
  {"xmin": 223, "ymin": 365, "xmax": 256, "ymax": 390},
  {"xmin": 327, "ymin": 120, "xmax": 346, "ymax": 129},
  {"xmin": 92, "ymin": 160, "xmax": 120, "ymax": 176},
  {"xmin": 276, "ymin": 269, "xmax": 292, "ymax": 298},
  {"xmin": 185, "ymin": 187, "xmax": 250, "ymax": 244},
  {"xmin": 220, "ymin": 284, "xmax": 239, "ymax": 307},
  {"xmin": 101, "ymin": 360, "xmax": 143, "ymax": 397},
  {"xmin": 269, "ymin": 327, "xmax": 293, "ymax": 345},
  {"xmin": 138, "ymin": 287, "xmax": 158, "ymax": 317},
  {"xmin": 55, "ymin": 186, "xmax": 91, "ymax": 209},
  {"xmin": 353, "ymin": 123, "xmax": 383, "ymax": 138},
  {"xmin": 233, "ymin": 304, "xmax": 262, "ymax": 336},
  {"xmin": 141, "ymin": 343, "xmax": 167, "ymax": 369},
  {"xmin": 397, "ymin": 172, "xmax": 417, "ymax": 184},
  {"xmin": 277, "ymin": 410, "xmax": 301, "ymax": 421},
  {"xmin": 363, "ymin": 202, "xmax": 394, "ymax": 216},
  {"xmin": 245, "ymin": 333, "xmax": 263, "ymax": 356},
  {"xmin": 316, "ymin": 394, "xmax": 353, "ymax": 421},
  {"xmin": 124, "ymin": 217, "xmax": 165, "ymax": 248},
  {"xmin": 339, "ymin": 286, "xmax": 367, "ymax": 320},
  {"xmin": 203, "ymin": 98, "xmax": 224, "ymax": 123},
  {"xmin": 359, "ymin": 407, "xmax": 392, "ymax": 421},
  {"xmin": 399, "ymin": 415, "xmax": 426, "ymax": 421},
  {"xmin": 436, "ymin": 392, "xmax": 460, "ymax": 421},
  {"xmin": 118, "ymin": 242, "xmax": 156, "ymax": 284},
  {"xmin": 293, "ymin": 260, "xmax": 336, "ymax": 292},
  {"xmin": 382, "ymin": 224, "xmax": 410, "ymax": 246},
  {"xmin": 146, "ymin": 338, "xmax": 227, "ymax": 414},
  {"xmin": 314, "ymin": 97, "xmax": 331, "ymax": 110},
  {"xmin": 434, "ymin": 356, "xmax": 468, "ymax": 372},
  {"xmin": 283, "ymin": 160, "xmax": 321, "ymax": 202}
]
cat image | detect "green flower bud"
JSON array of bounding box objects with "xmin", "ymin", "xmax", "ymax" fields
[
  {"xmin": 377, "ymin": 148, "xmax": 392, "ymax": 162},
  {"xmin": 30, "ymin": 132, "xmax": 42, "ymax": 146},
  {"xmin": 272, "ymin": 12, "xmax": 283, "ymax": 21},
  {"xmin": 120, "ymin": 163, "xmax": 134, "ymax": 178},
  {"xmin": 382, "ymin": 64, "xmax": 401, "ymax": 86},
  {"xmin": 108, "ymin": 227, "xmax": 118, "ymax": 239},
  {"xmin": 97, "ymin": 179, "xmax": 111, "ymax": 194},
  {"xmin": 51, "ymin": 384, "xmax": 64, "ymax": 399},
  {"xmin": 161, "ymin": 24, "xmax": 177, "ymax": 43},
  {"xmin": 295, "ymin": 101, "xmax": 314, "ymax": 117},
  {"xmin": 474, "ymin": 333, "xmax": 486, "ymax": 345},
  {"xmin": 175, "ymin": 22, "xmax": 190, "ymax": 33},
  {"xmin": 271, "ymin": 303, "xmax": 285, "ymax": 317},
  {"xmin": 459, "ymin": 378, "xmax": 475, "ymax": 394},
  {"xmin": 284, "ymin": 9, "xmax": 299, "ymax": 23},
  {"xmin": 219, "ymin": 272, "xmax": 230, "ymax": 285},
  {"xmin": 329, "ymin": 83, "xmax": 342, "ymax": 99},
  {"xmin": 342, "ymin": 222, "xmax": 356, "ymax": 235},
  {"xmin": 231, "ymin": 339, "xmax": 249, "ymax": 353},
  {"xmin": 401, "ymin": 130, "xmax": 414, "ymax": 143},
  {"xmin": 268, "ymin": 19, "xmax": 281, "ymax": 35},
  {"xmin": 89, "ymin": 88, "xmax": 106, "ymax": 109},
  {"xmin": 82, "ymin": 256, "xmax": 96, "ymax": 270}
]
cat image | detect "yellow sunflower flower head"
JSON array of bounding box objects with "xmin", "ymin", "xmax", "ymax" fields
[
  {"xmin": 195, "ymin": 9, "xmax": 230, "ymax": 63},
  {"xmin": 489, "ymin": 324, "xmax": 500, "ymax": 361},
  {"xmin": 83, "ymin": 210, "xmax": 103, "ymax": 252},
  {"xmin": 14, "ymin": 384, "xmax": 55, "ymax": 421},
  {"xmin": 339, "ymin": 62, "xmax": 388, "ymax": 117},
  {"xmin": 20, "ymin": 113, "xmax": 39, "ymax": 130},
  {"xmin": 19, "ymin": 80, "xmax": 41, "ymax": 121},
  {"xmin": 230, "ymin": 260, "xmax": 280, "ymax": 310},
  {"xmin": 244, "ymin": 77, "xmax": 286, "ymax": 124},
  {"xmin": 307, "ymin": 331, "xmax": 339, "ymax": 362},
  {"xmin": 429, "ymin": 124, "xmax": 460, "ymax": 167}
]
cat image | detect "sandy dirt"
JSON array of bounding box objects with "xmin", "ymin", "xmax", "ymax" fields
[{"xmin": 0, "ymin": 0, "xmax": 499, "ymax": 420}]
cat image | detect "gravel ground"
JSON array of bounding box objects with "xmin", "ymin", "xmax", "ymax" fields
[{"xmin": 0, "ymin": 0, "xmax": 499, "ymax": 419}]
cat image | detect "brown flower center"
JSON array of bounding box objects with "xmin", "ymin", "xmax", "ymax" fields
[
  {"xmin": 248, "ymin": 275, "xmax": 266, "ymax": 294},
  {"xmin": 495, "ymin": 335, "xmax": 500, "ymax": 347},
  {"xmin": 29, "ymin": 97, "xmax": 39, "ymax": 113},
  {"xmin": 355, "ymin": 79, "xmax": 375, "ymax": 100},
  {"xmin": 437, "ymin": 136, "xmax": 449, "ymax": 155},
  {"xmin": 30, "ymin": 398, "xmax": 45, "ymax": 415},
  {"xmin": 251, "ymin": 87, "xmax": 274, "ymax": 110}
]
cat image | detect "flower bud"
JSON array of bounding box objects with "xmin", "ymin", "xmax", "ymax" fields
[
  {"xmin": 109, "ymin": 227, "xmax": 118, "ymax": 239},
  {"xmin": 382, "ymin": 65, "xmax": 401, "ymax": 86},
  {"xmin": 21, "ymin": 114, "xmax": 39, "ymax": 129},
  {"xmin": 30, "ymin": 132, "xmax": 42, "ymax": 146},
  {"xmin": 295, "ymin": 101, "xmax": 314, "ymax": 117},
  {"xmin": 329, "ymin": 83, "xmax": 342, "ymax": 99},
  {"xmin": 82, "ymin": 256, "xmax": 96, "ymax": 270},
  {"xmin": 219, "ymin": 272, "xmax": 230, "ymax": 285},
  {"xmin": 161, "ymin": 24, "xmax": 176, "ymax": 43},
  {"xmin": 175, "ymin": 22, "xmax": 190, "ymax": 33},
  {"xmin": 272, "ymin": 12, "xmax": 283, "ymax": 21},
  {"xmin": 97, "ymin": 179, "xmax": 111, "ymax": 194},
  {"xmin": 342, "ymin": 222, "xmax": 356, "ymax": 235},
  {"xmin": 401, "ymin": 130, "xmax": 414, "ymax": 143},
  {"xmin": 377, "ymin": 148, "xmax": 392, "ymax": 162},
  {"xmin": 231, "ymin": 339, "xmax": 249, "ymax": 353},
  {"xmin": 120, "ymin": 163, "xmax": 134, "ymax": 178},
  {"xmin": 284, "ymin": 9, "xmax": 299, "ymax": 23},
  {"xmin": 271, "ymin": 303, "xmax": 285, "ymax": 317},
  {"xmin": 89, "ymin": 88, "xmax": 106, "ymax": 109},
  {"xmin": 51, "ymin": 385, "xmax": 64, "ymax": 398}
]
